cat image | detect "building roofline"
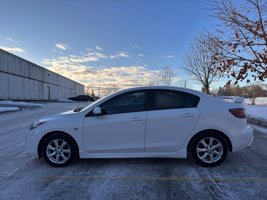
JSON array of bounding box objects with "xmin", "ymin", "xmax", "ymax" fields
[{"xmin": 0, "ymin": 48, "xmax": 84, "ymax": 87}]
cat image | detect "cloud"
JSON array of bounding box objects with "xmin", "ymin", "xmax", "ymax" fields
[
  {"xmin": 55, "ymin": 43, "xmax": 71, "ymax": 51},
  {"xmin": 0, "ymin": 46, "xmax": 25, "ymax": 53},
  {"xmin": 42, "ymin": 47, "xmax": 159, "ymax": 96},
  {"xmin": 96, "ymin": 46, "xmax": 103, "ymax": 51},
  {"xmin": 43, "ymin": 49, "xmax": 130, "ymax": 66},
  {"xmin": 4, "ymin": 37, "xmax": 18, "ymax": 43},
  {"xmin": 132, "ymin": 44, "xmax": 142, "ymax": 49},
  {"xmin": 113, "ymin": 51, "xmax": 130, "ymax": 58},
  {"xmin": 138, "ymin": 54, "xmax": 144, "ymax": 57},
  {"xmin": 166, "ymin": 55, "xmax": 175, "ymax": 58},
  {"xmin": 46, "ymin": 64, "xmax": 159, "ymax": 93},
  {"xmin": 42, "ymin": 49, "xmax": 159, "ymax": 95}
]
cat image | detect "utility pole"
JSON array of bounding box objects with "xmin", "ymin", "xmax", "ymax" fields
[{"xmin": 98, "ymin": 84, "xmax": 101, "ymax": 98}]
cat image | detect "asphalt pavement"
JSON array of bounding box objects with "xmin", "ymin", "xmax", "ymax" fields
[{"xmin": 0, "ymin": 103, "xmax": 267, "ymax": 200}]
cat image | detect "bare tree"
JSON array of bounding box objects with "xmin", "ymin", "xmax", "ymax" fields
[
  {"xmin": 159, "ymin": 66, "xmax": 176, "ymax": 85},
  {"xmin": 208, "ymin": 0, "xmax": 267, "ymax": 85},
  {"xmin": 183, "ymin": 36, "xmax": 217, "ymax": 94}
]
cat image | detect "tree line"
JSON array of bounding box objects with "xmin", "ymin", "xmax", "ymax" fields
[
  {"xmin": 215, "ymin": 84, "xmax": 267, "ymax": 98},
  {"xmin": 159, "ymin": 0, "xmax": 267, "ymax": 95}
]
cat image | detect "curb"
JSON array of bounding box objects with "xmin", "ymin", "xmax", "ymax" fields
[{"xmin": 247, "ymin": 117, "xmax": 267, "ymax": 128}]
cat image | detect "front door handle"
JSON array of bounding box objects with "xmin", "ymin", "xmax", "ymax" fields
[{"xmin": 131, "ymin": 117, "xmax": 143, "ymax": 122}]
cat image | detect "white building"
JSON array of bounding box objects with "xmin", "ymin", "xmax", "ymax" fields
[{"xmin": 0, "ymin": 49, "xmax": 84, "ymax": 100}]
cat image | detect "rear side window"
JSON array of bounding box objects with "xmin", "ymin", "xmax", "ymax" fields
[
  {"xmin": 150, "ymin": 90, "xmax": 199, "ymax": 110},
  {"xmin": 184, "ymin": 92, "xmax": 200, "ymax": 108}
]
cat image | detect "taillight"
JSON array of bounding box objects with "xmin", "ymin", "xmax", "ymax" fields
[{"xmin": 229, "ymin": 108, "xmax": 246, "ymax": 118}]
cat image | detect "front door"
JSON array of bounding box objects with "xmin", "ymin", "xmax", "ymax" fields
[{"xmin": 82, "ymin": 91, "xmax": 148, "ymax": 153}]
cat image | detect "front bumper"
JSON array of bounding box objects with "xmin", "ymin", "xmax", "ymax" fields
[{"xmin": 26, "ymin": 130, "xmax": 40, "ymax": 158}]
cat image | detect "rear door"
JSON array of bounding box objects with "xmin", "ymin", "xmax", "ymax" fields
[{"xmin": 145, "ymin": 90, "xmax": 200, "ymax": 152}]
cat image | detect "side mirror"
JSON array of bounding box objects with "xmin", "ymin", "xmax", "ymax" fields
[{"xmin": 93, "ymin": 107, "xmax": 102, "ymax": 115}]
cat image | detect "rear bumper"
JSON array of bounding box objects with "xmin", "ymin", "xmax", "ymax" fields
[
  {"xmin": 247, "ymin": 134, "xmax": 254, "ymax": 148},
  {"xmin": 232, "ymin": 125, "xmax": 254, "ymax": 152}
]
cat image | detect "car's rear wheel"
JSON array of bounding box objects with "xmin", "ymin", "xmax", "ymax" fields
[
  {"xmin": 190, "ymin": 132, "xmax": 228, "ymax": 167},
  {"xmin": 42, "ymin": 133, "xmax": 77, "ymax": 167}
]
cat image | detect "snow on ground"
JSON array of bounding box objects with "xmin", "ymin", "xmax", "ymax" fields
[
  {"xmin": 243, "ymin": 98, "xmax": 253, "ymax": 105},
  {"xmin": 243, "ymin": 97, "xmax": 267, "ymax": 106},
  {"xmin": 0, "ymin": 100, "xmax": 44, "ymax": 108},
  {"xmin": 0, "ymin": 107, "xmax": 20, "ymax": 113},
  {"xmin": 244, "ymin": 105, "xmax": 267, "ymax": 122},
  {"xmin": 58, "ymin": 98, "xmax": 75, "ymax": 102},
  {"xmin": 255, "ymin": 97, "xmax": 267, "ymax": 106}
]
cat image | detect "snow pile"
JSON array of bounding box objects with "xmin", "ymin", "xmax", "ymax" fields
[
  {"xmin": 243, "ymin": 97, "xmax": 267, "ymax": 105},
  {"xmin": 0, "ymin": 107, "xmax": 20, "ymax": 113},
  {"xmin": 244, "ymin": 105, "xmax": 267, "ymax": 122},
  {"xmin": 255, "ymin": 97, "xmax": 267, "ymax": 106},
  {"xmin": 243, "ymin": 99, "xmax": 253, "ymax": 105},
  {"xmin": 0, "ymin": 100, "xmax": 44, "ymax": 108}
]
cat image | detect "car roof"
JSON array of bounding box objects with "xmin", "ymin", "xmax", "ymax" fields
[{"xmin": 114, "ymin": 86, "xmax": 205, "ymax": 97}]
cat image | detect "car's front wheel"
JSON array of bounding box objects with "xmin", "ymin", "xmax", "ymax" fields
[
  {"xmin": 42, "ymin": 133, "xmax": 77, "ymax": 167},
  {"xmin": 190, "ymin": 132, "xmax": 228, "ymax": 167}
]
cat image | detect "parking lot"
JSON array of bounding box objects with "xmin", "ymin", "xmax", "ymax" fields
[{"xmin": 0, "ymin": 103, "xmax": 267, "ymax": 200}]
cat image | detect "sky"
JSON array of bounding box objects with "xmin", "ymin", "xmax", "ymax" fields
[{"xmin": 0, "ymin": 0, "xmax": 222, "ymax": 93}]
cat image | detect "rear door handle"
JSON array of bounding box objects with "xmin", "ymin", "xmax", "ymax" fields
[
  {"xmin": 131, "ymin": 117, "xmax": 143, "ymax": 122},
  {"xmin": 181, "ymin": 113, "xmax": 195, "ymax": 118}
]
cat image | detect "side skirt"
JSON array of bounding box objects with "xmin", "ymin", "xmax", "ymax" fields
[{"xmin": 79, "ymin": 149, "xmax": 187, "ymax": 159}]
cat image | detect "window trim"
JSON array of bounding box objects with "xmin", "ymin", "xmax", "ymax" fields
[{"xmin": 85, "ymin": 89, "xmax": 200, "ymax": 117}]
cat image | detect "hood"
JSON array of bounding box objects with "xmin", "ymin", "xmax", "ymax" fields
[{"xmin": 40, "ymin": 109, "xmax": 78, "ymax": 122}]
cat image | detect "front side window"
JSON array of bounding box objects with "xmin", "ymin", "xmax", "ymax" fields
[
  {"xmin": 151, "ymin": 90, "xmax": 200, "ymax": 110},
  {"xmin": 100, "ymin": 91, "xmax": 147, "ymax": 114}
]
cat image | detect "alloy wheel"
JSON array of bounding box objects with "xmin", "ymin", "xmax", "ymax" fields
[
  {"xmin": 196, "ymin": 137, "xmax": 224, "ymax": 164},
  {"xmin": 46, "ymin": 139, "xmax": 71, "ymax": 164}
]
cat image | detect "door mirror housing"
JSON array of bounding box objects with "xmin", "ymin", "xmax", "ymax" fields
[{"xmin": 93, "ymin": 107, "xmax": 102, "ymax": 115}]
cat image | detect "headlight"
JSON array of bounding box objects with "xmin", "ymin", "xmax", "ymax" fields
[{"xmin": 30, "ymin": 120, "xmax": 46, "ymax": 130}]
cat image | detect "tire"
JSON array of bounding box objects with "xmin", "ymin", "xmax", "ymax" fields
[
  {"xmin": 190, "ymin": 132, "xmax": 228, "ymax": 167},
  {"xmin": 42, "ymin": 133, "xmax": 78, "ymax": 167}
]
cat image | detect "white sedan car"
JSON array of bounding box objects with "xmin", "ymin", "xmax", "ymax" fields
[{"xmin": 26, "ymin": 86, "xmax": 253, "ymax": 167}]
